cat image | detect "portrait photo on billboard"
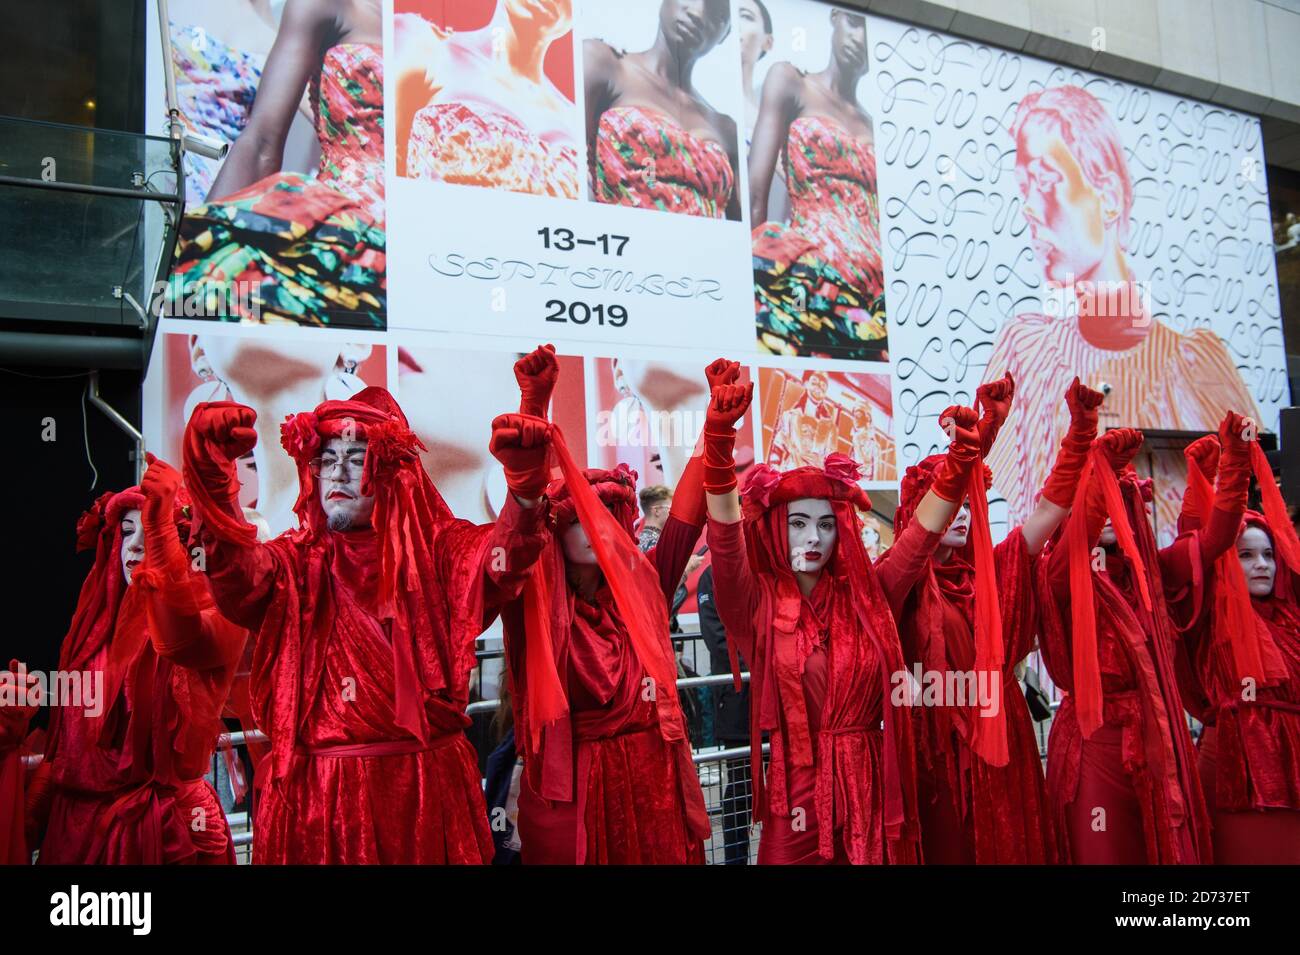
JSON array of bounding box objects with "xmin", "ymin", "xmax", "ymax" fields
[
  {"xmin": 748, "ymin": 1, "xmax": 886, "ymax": 362},
  {"xmin": 158, "ymin": 328, "xmax": 388, "ymax": 536},
  {"xmin": 758, "ymin": 365, "xmax": 895, "ymax": 482},
  {"xmin": 865, "ymin": 17, "xmax": 1286, "ymax": 545},
  {"xmin": 395, "ymin": 343, "xmax": 586, "ymax": 525},
  {"xmin": 591, "ymin": 356, "xmax": 755, "ymax": 490},
  {"xmin": 159, "ymin": 0, "xmax": 386, "ymax": 330},
  {"xmin": 580, "ymin": 0, "xmax": 744, "ymax": 222},
  {"xmin": 392, "ymin": 0, "xmax": 580, "ymax": 199}
]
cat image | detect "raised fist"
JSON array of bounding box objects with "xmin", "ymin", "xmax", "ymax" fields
[
  {"xmin": 1218, "ymin": 411, "xmax": 1255, "ymax": 456},
  {"xmin": 1184, "ymin": 434, "xmax": 1221, "ymax": 481},
  {"xmin": 515, "ymin": 344, "xmax": 559, "ymax": 418},
  {"xmin": 1065, "ymin": 376, "xmax": 1105, "ymax": 429},
  {"xmin": 705, "ymin": 358, "xmax": 741, "ymax": 391},
  {"xmin": 489, "ymin": 413, "xmax": 552, "ymax": 477},
  {"xmin": 976, "ymin": 372, "xmax": 1015, "ymax": 424},
  {"xmin": 940, "ymin": 405, "xmax": 980, "ymax": 450},
  {"xmin": 1097, "ymin": 427, "xmax": 1144, "ymax": 471},
  {"xmin": 141, "ymin": 452, "xmax": 182, "ymax": 522},
  {"xmin": 706, "ymin": 382, "xmax": 753, "ymax": 432},
  {"xmin": 190, "ymin": 402, "xmax": 257, "ymax": 463}
]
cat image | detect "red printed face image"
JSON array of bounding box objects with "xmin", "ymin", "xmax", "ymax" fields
[
  {"xmin": 759, "ymin": 368, "xmax": 895, "ymax": 482},
  {"xmin": 1012, "ymin": 87, "xmax": 1130, "ymax": 285}
]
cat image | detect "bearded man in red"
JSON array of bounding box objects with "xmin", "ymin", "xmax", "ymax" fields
[
  {"xmin": 16, "ymin": 464, "xmax": 242, "ymax": 864},
  {"xmin": 182, "ymin": 375, "xmax": 552, "ymax": 864}
]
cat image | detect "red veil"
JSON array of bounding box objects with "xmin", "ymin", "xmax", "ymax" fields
[{"xmin": 505, "ymin": 430, "xmax": 709, "ymax": 844}]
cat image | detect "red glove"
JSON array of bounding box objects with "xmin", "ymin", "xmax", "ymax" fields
[
  {"xmin": 0, "ymin": 660, "xmax": 38, "ymax": 747},
  {"xmin": 1185, "ymin": 435, "xmax": 1221, "ymax": 483},
  {"xmin": 1097, "ymin": 427, "xmax": 1144, "ymax": 473},
  {"xmin": 184, "ymin": 402, "xmax": 257, "ymax": 521},
  {"xmin": 140, "ymin": 453, "xmax": 188, "ymax": 573},
  {"xmin": 1214, "ymin": 411, "xmax": 1253, "ymax": 514},
  {"xmin": 975, "ymin": 372, "xmax": 1015, "ymax": 456},
  {"xmin": 190, "ymin": 402, "xmax": 257, "ymax": 465},
  {"xmin": 704, "ymin": 358, "xmax": 741, "ymax": 391},
  {"xmin": 702, "ymin": 382, "xmax": 753, "ymax": 495},
  {"xmin": 490, "ymin": 413, "xmax": 552, "ymax": 501},
  {"xmin": 1040, "ymin": 377, "xmax": 1104, "ymax": 507},
  {"xmin": 515, "ymin": 344, "xmax": 559, "ymax": 419},
  {"xmin": 930, "ymin": 406, "xmax": 981, "ymax": 502}
]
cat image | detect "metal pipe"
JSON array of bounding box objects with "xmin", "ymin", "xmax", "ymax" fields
[
  {"xmin": 0, "ymin": 332, "xmax": 142, "ymax": 369},
  {"xmin": 0, "ymin": 175, "xmax": 180, "ymax": 203},
  {"xmin": 87, "ymin": 370, "xmax": 144, "ymax": 483}
]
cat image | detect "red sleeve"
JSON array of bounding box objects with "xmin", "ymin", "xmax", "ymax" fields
[
  {"xmin": 198, "ymin": 525, "xmax": 280, "ymax": 632},
  {"xmin": 874, "ymin": 521, "xmax": 943, "ymax": 617},
  {"xmin": 648, "ymin": 514, "xmax": 703, "ymax": 607},
  {"xmin": 705, "ymin": 516, "xmax": 758, "ymax": 666},
  {"xmin": 477, "ymin": 495, "xmax": 551, "ymax": 624},
  {"xmin": 1158, "ymin": 533, "xmax": 1207, "ymax": 635},
  {"xmin": 994, "ymin": 529, "xmax": 1039, "ymax": 666},
  {"xmin": 138, "ymin": 516, "xmax": 248, "ymax": 672}
]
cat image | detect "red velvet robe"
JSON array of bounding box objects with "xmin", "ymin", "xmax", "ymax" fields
[
  {"xmin": 897, "ymin": 529, "xmax": 1056, "ymax": 863},
  {"xmin": 38, "ymin": 555, "xmax": 241, "ymax": 865},
  {"xmin": 505, "ymin": 514, "xmax": 708, "ymax": 864},
  {"xmin": 707, "ymin": 515, "xmax": 937, "ymax": 865},
  {"xmin": 1166, "ymin": 518, "xmax": 1300, "ymax": 863},
  {"xmin": 1038, "ymin": 500, "xmax": 1211, "ymax": 864},
  {"xmin": 198, "ymin": 495, "xmax": 546, "ymax": 864}
]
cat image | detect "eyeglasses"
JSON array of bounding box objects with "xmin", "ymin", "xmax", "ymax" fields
[{"xmin": 309, "ymin": 453, "xmax": 366, "ymax": 478}]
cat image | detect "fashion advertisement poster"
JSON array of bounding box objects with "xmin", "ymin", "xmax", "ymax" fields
[{"xmin": 158, "ymin": 0, "xmax": 387, "ymax": 330}]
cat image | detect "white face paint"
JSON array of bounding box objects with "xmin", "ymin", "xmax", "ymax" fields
[
  {"xmin": 1237, "ymin": 526, "xmax": 1277, "ymax": 598},
  {"xmin": 560, "ymin": 518, "xmax": 597, "ymax": 565},
  {"xmin": 120, "ymin": 508, "xmax": 144, "ymax": 586},
  {"xmin": 787, "ymin": 497, "xmax": 837, "ymax": 574},
  {"xmin": 1099, "ymin": 520, "xmax": 1117, "ymax": 547},
  {"xmin": 941, "ymin": 502, "xmax": 971, "ymax": 549},
  {"xmin": 316, "ymin": 437, "xmax": 374, "ymax": 531}
]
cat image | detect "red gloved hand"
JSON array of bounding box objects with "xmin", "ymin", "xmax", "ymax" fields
[
  {"xmin": 141, "ymin": 452, "xmax": 182, "ymax": 524},
  {"xmin": 515, "ymin": 344, "xmax": 559, "ymax": 419},
  {"xmin": 490, "ymin": 413, "xmax": 552, "ymax": 501},
  {"xmin": 1214, "ymin": 411, "xmax": 1254, "ymax": 513},
  {"xmin": 1065, "ymin": 376, "xmax": 1104, "ymax": 431},
  {"xmin": 704, "ymin": 358, "xmax": 741, "ymax": 391},
  {"xmin": 930, "ymin": 406, "xmax": 981, "ymax": 503},
  {"xmin": 190, "ymin": 402, "xmax": 258, "ymax": 465},
  {"xmin": 140, "ymin": 452, "xmax": 187, "ymax": 574},
  {"xmin": 0, "ymin": 660, "xmax": 39, "ymax": 745},
  {"xmin": 1097, "ymin": 427, "xmax": 1144, "ymax": 473},
  {"xmin": 702, "ymin": 382, "xmax": 753, "ymax": 495},
  {"xmin": 1184, "ymin": 434, "xmax": 1221, "ymax": 482},
  {"xmin": 975, "ymin": 372, "xmax": 1015, "ymax": 456},
  {"xmin": 1040, "ymin": 377, "xmax": 1104, "ymax": 507}
]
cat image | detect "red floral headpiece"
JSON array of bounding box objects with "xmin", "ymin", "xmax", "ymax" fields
[
  {"xmin": 548, "ymin": 463, "xmax": 639, "ymax": 532},
  {"xmin": 740, "ymin": 453, "xmax": 870, "ymax": 522}
]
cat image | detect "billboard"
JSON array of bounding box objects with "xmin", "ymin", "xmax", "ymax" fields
[{"xmin": 145, "ymin": 0, "xmax": 1287, "ymax": 552}]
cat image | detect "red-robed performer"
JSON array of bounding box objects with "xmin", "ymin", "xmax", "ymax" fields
[
  {"xmin": 1039, "ymin": 425, "xmax": 1216, "ymax": 863},
  {"xmin": 19, "ymin": 468, "xmax": 242, "ymax": 864},
  {"xmin": 704, "ymin": 379, "xmax": 986, "ymax": 863},
  {"xmin": 1, "ymin": 661, "xmax": 41, "ymax": 863},
  {"xmin": 501, "ymin": 350, "xmax": 719, "ymax": 864},
  {"xmin": 1170, "ymin": 424, "xmax": 1300, "ymax": 863},
  {"xmin": 893, "ymin": 375, "xmax": 1104, "ymax": 863},
  {"xmin": 181, "ymin": 379, "xmax": 552, "ymax": 864}
]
